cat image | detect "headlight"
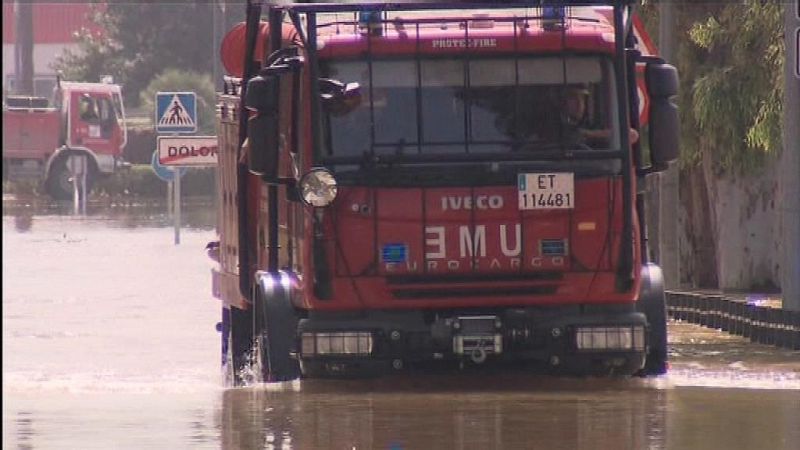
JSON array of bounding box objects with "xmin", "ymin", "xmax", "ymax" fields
[{"xmin": 299, "ymin": 168, "xmax": 338, "ymax": 207}]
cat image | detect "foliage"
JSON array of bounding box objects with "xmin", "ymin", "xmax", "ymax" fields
[
  {"xmin": 637, "ymin": 1, "xmax": 784, "ymax": 175},
  {"xmin": 682, "ymin": 1, "xmax": 784, "ymax": 174},
  {"xmin": 140, "ymin": 69, "xmax": 217, "ymax": 134},
  {"xmin": 53, "ymin": 1, "xmax": 215, "ymax": 107},
  {"xmin": 93, "ymin": 165, "xmax": 215, "ymax": 198},
  {"xmin": 2, "ymin": 166, "xmax": 215, "ymax": 198}
]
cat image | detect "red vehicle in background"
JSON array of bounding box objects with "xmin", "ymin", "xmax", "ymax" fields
[
  {"xmin": 213, "ymin": 0, "xmax": 679, "ymax": 384},
  {"xmin": 2, "ymin": 78, "xmax": 128, "ymax": 199}
]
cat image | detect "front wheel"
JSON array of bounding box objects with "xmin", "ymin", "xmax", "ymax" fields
[
  {"xmin": 637, "ymin": 264, "xmax": 669, "ymax": 376},
  {"xmin": 253, "ymin": 271, "xmax": 301, "ymax": 382},
  {"xmin": 45, "ymin": 155, "xmax": 95, "ymax": 201}
]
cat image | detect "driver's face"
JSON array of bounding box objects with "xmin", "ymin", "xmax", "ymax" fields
[{"xmin": 565, "ymin": 91, "xmax": 587, "ymax": 121}]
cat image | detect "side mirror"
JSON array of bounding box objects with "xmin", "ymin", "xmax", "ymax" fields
[
  {"xmin": 645, "ymin": 63, "xmax": 679, "ymax": 171},
  {"xmin": 645, "ymin": 62, "xmax": 678, "ymax": 98},
  {"xmin": 245, "ymin": 74, "xmax": 279, "ymax": 180},
  {"xmin": 243, "ymin": 47, "xmax": 304, "ymax": 182},
  {"xmin": 263, "ymin": 47, "xmax": 304, "ymax": 77},
  {"xmin": 319, "ymin": 79, "xmax": 362, "ymax": 116},
  {"xmin": 247, "ymin": 114, "xmax": 278, "ymax": 181}
]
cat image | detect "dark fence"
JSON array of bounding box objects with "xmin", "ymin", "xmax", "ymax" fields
[{"xmin": 665, "ymin": 291, "xmax": 800, "ymax": 350}]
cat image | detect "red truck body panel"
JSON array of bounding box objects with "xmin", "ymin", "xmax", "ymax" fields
[
  {"xmin": 2, "ymin": 108, "xmax": 61, "ymax": 160},
  {"xmin": 297, "ymin": 179, "xmax": 641, "ymax": 311}
]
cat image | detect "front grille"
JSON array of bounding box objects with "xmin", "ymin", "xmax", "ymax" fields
[{"xmin": 458, "ymin": 316, "xmax": 497, "ymax": 334}]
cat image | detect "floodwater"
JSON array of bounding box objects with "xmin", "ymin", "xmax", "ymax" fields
[{"xmin": 3, "ymin": 200, "xmax": 800, "ymax": 450}]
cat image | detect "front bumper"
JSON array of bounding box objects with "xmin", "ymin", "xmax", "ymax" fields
[{"xmin": 297, "ymin": 306, "xmax": 649, "ymax": 377}]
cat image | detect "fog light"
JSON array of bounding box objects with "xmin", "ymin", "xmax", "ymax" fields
[
  {"xmin": 575, "ymin": 326, "xmax": 645, "ymax": 351},
  {"xmin": 302, "ymin": 333, "xmax": 315, "ymax": 355},
  {"xmin": 301, "ymin": 332, "xmax": 373, "ymax": 356}
]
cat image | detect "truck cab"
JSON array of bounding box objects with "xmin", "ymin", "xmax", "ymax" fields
[
  {"xmin": 2, "ymin": 80, "xmax": 128, "ymax": 199},
  {"xmin": 214, "ymin": 1, "xmax": 679, "ymax": 384}
]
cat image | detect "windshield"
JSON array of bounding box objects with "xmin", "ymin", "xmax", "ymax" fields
[{"xmin": 321, "ymin": 56, "xmax": 620, "ymax": 159}]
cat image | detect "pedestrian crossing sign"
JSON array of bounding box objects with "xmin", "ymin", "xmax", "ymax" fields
[{"xmin": 156, "ymin": 92, "xmax": 197, "ymax": 133}]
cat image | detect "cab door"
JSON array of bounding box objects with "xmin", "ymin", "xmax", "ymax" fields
[{"xmin": 69, "ymin": 91, "xmax": 120, "ymax": 156}]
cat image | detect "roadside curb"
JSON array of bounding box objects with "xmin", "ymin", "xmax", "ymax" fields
[{"xmin": 665, "ymin": 291, "xmax": 800, "ymax": 350}]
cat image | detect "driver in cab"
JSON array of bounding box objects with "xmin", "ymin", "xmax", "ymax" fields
[{"xmin": 557, "ymin": 84, "xmax": 639, "ymax": 148}]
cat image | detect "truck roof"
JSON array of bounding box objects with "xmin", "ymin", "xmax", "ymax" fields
[
  {"xmin": 315, "ymin": 7, "xmax": 619, "ymax": 57},
  {"xmin": 220, "ymin": 3, "xmax": 655, "ymax": 77},
  {"xmin": 59, "ymin": 81, "xmax": 122, "ymax": 95}
]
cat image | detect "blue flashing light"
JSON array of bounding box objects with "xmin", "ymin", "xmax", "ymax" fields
[
  {"xmin": 358, "ymin": 10, "xmax": 383, "ymax": 36},
  {"xmin": 542, "ymin": 5, "xmax": 567, "ymax": 31},
  {"xmin": 543, "ymin": 6, "xmax": 566, "ymax": 21}
]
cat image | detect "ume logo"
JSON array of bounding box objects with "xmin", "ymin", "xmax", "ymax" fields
[{"xmin": 441, "ymin": 195, "xmax": 503, "ymax": 211}]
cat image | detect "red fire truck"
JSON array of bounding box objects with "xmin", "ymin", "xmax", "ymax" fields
[
  {"xmin": 213, "ymin": 0, "xmax": 679, "ymax": 384},
  {"xmin": 2, "ymin": 78, "xmax": 128, "ymax": 199}
]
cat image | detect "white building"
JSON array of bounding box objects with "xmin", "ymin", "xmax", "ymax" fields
[{"xmin": 2, "ymin": 3, "xmax": 104, "ymax": 97}]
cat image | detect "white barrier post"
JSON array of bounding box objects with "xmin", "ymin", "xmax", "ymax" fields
[
  {"xmin": 80, "ymin": 157, "xmax": 87, "ymax": 216},
  {"xmin": 68, "ymin": 154, "xmax": 87, "ymax": 215}
]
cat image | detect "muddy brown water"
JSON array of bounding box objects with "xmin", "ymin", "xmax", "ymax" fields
[{"xmin": 3, "ymin": 202, "xmax": 799, "ymax": 449}]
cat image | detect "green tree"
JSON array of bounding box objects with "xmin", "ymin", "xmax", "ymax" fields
[
  {"xmin": 683, "ymin": 1, "xmax": 784, "ymax": 174},
  {"xmin": 639, "ymin": 1, "xmax": 783, "ymax": 174},
  {"xmin": 54, "ymin": 1, "xmax": 216, "ymax": 107},
  {"xmin": 638, "ymin": 1, "xmax": 786, "ymax": 289}
]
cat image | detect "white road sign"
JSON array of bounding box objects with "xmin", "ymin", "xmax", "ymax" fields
[
  {"xmin": 156, "ymin": 92, "xmax": 197, "ymax": 133},
  {"xmin": 158, "ymin": 136, "xmax": 218, "ymax": 167}
]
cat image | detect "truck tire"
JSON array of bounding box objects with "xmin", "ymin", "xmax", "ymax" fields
[
  {"xmin": 253, "ymin": 271, "xmax": 301, "ymax": 382},
  {"xmin": 45, "ymin": 155, "xmax": 95, "ymax": 201},
  {"xmin": 636, "ymin": 263, "xmax": 669, "ymax": 376}
]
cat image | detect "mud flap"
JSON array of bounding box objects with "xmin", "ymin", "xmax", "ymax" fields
[
  {"xmin": 253, "ymin": 271, "xmax": 301, "ymax": 382},
  {"xmin": 636, "ymin": 263, "xmax": 668, "ymax": 375},
  {"xmin": 226, "ymin": 304, "xmax": 254, "ymax": 387}
]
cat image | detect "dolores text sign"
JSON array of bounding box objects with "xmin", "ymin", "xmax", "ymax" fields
[{"xmin": 158, "ymin": 136, "xmax": 218, "ymax": 167}]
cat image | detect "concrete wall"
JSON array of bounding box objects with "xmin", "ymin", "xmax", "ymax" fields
[
  {"xmin": 711, "ymin": 160, "xmax": 782, "ymax": 291},
  {"xmin": 677, "ymin": 158, "xmax": 783, "ymax": 292}
]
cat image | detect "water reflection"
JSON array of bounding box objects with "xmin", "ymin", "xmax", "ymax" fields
[
  {"xmin": 13, "ymin": 212, "xmax": 33, "ymax": 232},
  {"xmin": 219, "ymin": 376, "xmax": 669, "ymax": 450},
  {"xmin": 218, "ymin": 376, "xmax": 800, "ymax": 450},
  {"xmin": 14, "ymin": 411, "xmax": 35, "ymax": 450}
]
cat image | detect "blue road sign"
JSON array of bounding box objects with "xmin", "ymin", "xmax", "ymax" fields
[
  {"xmin": 156, "ymin": 92, "xmax": 197, "ymax": 133},
  {"xmin": 151, "ymin": 150, "xmax": 187, "ymax": 182}
]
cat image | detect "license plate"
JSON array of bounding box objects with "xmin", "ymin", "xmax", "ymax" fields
[{"xmin": 518, "ymin": 173, "xmax": 574, "ymax": 210}]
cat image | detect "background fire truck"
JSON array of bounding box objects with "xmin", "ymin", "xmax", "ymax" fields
[
  {"xmin": 212, "ymin": 1, "xmax": 679, "ymax": 384},
  {"xmin": 2, "ymin": 79, "xmax": 128, "ymax": 200}
]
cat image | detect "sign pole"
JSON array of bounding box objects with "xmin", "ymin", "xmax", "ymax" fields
[
  {"xmin": 167, "ymin": 180, "xmax": 173, "ymax": 218},
  {"xmin": 174, "ymin": 166, "xmax": 181, "ymax": 245}
]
